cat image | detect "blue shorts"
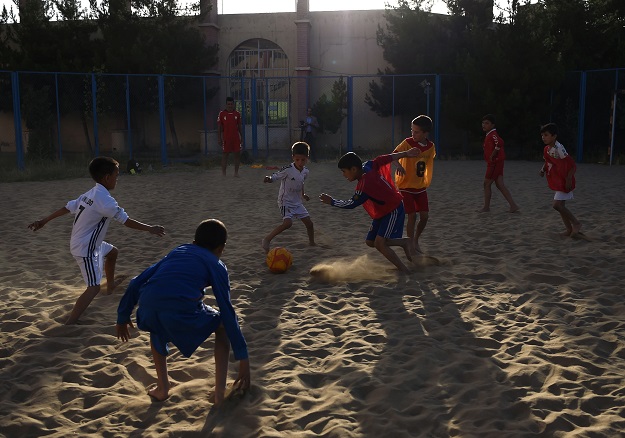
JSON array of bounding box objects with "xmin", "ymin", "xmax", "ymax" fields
[
  {"xmin": 137, "ymin": 301, "xmax": 221, "ymax": 357},
  {"xmin": 366, "ymin": 203, "xmax": 405, "ymax": 242}
]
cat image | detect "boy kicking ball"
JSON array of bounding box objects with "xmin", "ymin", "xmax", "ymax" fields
[{"xmin": 320, "ymin": 150, "xmax": 420, "ymax": 273}]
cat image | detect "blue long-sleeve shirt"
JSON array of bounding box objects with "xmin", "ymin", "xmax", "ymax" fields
[{"xmin": 117, "ymin": 244, "xmax": 248, "ymax": 360}]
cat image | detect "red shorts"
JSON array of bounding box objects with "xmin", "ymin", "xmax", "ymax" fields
[
  {"xmin": 222, "ymin": 137, "xmax": 241, "ymax": 153},
  {"xmin": 485, "ymin": 161, "xmax": 504, "ymax": 180},
  {"xmin": 400, "ymin": 190, "xmax": 429, "ymax": 214}
]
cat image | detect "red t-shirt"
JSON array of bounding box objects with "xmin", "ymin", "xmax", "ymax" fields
[
  {"xmin": 543, "ymin": 144, "xmax": 576, "ymax": 192},
  {"xmin": 357, "ymin": 155, "xmax": 403, "ymax": 219},
  {"xmin": 217, "ymin": 110, "xmax": 241, "ymax": 144},
  {"xmin": 483, "ymin": 129, "xmax": 505, "ymax": 163}
]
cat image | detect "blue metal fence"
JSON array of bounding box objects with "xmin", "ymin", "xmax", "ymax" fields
[{"xmin": 1, "ymin": 68, "xmax": 624, "ymax": 171}]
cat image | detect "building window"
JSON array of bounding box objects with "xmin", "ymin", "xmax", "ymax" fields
[{"xmin": 228, "ymin": 39, "xmax": 289, "ymax": 125}]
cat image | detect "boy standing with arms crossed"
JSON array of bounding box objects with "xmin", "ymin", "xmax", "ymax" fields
[
  {"xmin": 262, "ymin": 141, "xmax": 315, "ymax": 253},
  {"xmin": 28, "ymin": 156, "xmax": 165, "ymax": 325},
  {"xmin": 319, "ymin": 149, "xmax": 420, "ymax": 273},
  {"xmin": 393, "ymin": 115, "xmax": 436, "ymax": 254},
  {"xmin": 116, "ymin": 219, "xmax": 250, "ymax": 404},
  {"xmin": 479, "ymin": 114, "xmax": 519, "ymax": 213},
  {"xmin": 539, "ymin": 123, "xmax": 581, "ymax": 236}
]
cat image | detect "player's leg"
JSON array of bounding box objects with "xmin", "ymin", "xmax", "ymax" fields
[
  {"xmin": 480, "ymin": 163, "xmax": 498, "ymax": 212},
  {"xmin": 262, "ymin": 214, "xmax": 293, "ymax": 253},
  {"xmin": 65, "ymin": 285, "xmax": 100, "ymax": 324},
  {"xmin": 233, "ymin": 151, "xmax": 241, "ymax": 177},
  {"xmin": 148, "ymin": 339, "xmax": 171, "ymax": 401},
  {"xmin": 101, "ymin": 243, "xmax": 120, "ymax": 294},
  {"xmin": 213, "ymin": 325, "xmax": 230, "ymax": 405},
  {"xmin": 415, "ymin": 211, "xmax": 429, "ymax": 253},
  {"xmin": 480, "ymin": 177, "xmax": 494, "ymax": 212},
  {"xmin": 301, "ymin": 216, "xmax": 316, "ymax": 246},
  {"xmin": 221, "ymin": 152, "xmax": 229, "ymax": 176},
  {"xmin": 494, "ymin": 175, "xmax": 519, "ymax": 213},
  {"xmin": 373, "ymin": 207, "xmax": 411, "ymax": 272},
  {"xmin": 553, "ymin": 200, "xmax": 581, "ymax": 236},
  {"xmin": 66, "ymin": 256, "xmax": 103, "ymax": 324}
]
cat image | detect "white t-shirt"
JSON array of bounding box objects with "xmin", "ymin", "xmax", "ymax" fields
[
  {"xmin": 66, "ymin": 183, "xmax": 129, "ymax": 257},
  {"xmin": 270, "ymin": 163, "xmax": 309, "ymax": 207}
]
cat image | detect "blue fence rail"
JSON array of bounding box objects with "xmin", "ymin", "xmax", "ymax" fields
[{"xmin": 1, "ymin": 69, "xmax": 624, "ymax": 171}]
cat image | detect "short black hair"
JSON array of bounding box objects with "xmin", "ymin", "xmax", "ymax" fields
[
  {"xmin": 540, "ymin": 123, "xmax": 558, "ymax": 136},
  {"xmin": 292, "ymin": 141, "xmax": 310, "ymax": 157},
  {"xmin": 412, "ymin": 115, "xmax": 433, "ymax": 133},
  {"xmin": 226, "ymin": 96, "xmax": 234, "ymax": 103},
  {"xmin": 482, "ymin": 114, "xmax": 496, "ymax": 124},
  {"xmin": 195, "ymin": 219, "xmax": 228, "ymax": 250},
  {"xmin": 337, "ymin": 151, "xmax": 362, "ymax": 170},
  {"xmin": 89, "ymin": 156, "xmax": 119, "ymax": 182}
]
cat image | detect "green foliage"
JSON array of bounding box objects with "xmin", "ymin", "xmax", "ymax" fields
[
  {"xmin": 369, "ymin": 0, "xmax": 625, "ymax": 154},
  {"xmin": 312, "ymin": 77, "xmax": 347, "ymax": 134}
]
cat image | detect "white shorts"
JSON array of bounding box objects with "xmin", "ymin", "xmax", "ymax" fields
[
  {"xmin": 554, "ymin": 191, "xmax": 574, "ymax": 201},
  {"xmin": 280, "ymin": 204, "xmax": 310, "ymax": 220},
  {"xmin": 74, "ymin": 242, "xmax": 115, "ymax": 287}
]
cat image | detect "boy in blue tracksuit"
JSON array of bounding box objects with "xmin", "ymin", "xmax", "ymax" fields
[{"xmin": 116, "ymin": 219, "xmax": 250, "ymax": 404}]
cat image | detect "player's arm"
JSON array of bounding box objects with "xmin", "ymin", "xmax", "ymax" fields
[
  {"xmin": 302, "ymin": 183, "xmax": 309, "ymax": 201},
  {"xmin": 320, "ymin": 191, "xmax": 369, "ymax": 209},
  {"xmin": 217, "ymin": 115, "xmax": 223, "ymax": 145},
  {"xmin": 124, "ymin": 218, "xmax": 166, "ymax": 236},
  {"xmin": 115, "ymin": 260, "xmax": 162, "ymax": 341},
  {"xmin": 28, "ymin": 207, "xmax": 70, "ymax": 231},
  {"xmin": 390, "ymin": 148, "xmax": 419, "ymax": 162}
]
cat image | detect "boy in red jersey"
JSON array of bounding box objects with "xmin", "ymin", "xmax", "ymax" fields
[
  {"xmin": 393, "ymin": 115, "xmax": 436, "ymax": 254},
  {"xmin": 478, "ymin": 114, "xmax": 519, "ymax": 213},
  {"xmin": 539, "ymin": 123, "xmax": 581, "ymax": 236},
  {"xmin": 217, "ymin": 97, "xmax": 243, "ymax": 177},
  {"xmin": 319, "ymin": 150, "xmax": 420, "ymax": 272}
]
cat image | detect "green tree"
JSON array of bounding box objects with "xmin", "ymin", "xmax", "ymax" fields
[{"xmin": 312, "ymin": 76, "xmax": 347, "ymax": 134}]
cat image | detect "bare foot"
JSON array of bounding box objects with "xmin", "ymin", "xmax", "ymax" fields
[
  {"xmin": 148, "ymin": 385, "xmax": 170, "ymax": 402},
  {"xmin": 402, "ymin": 241, "xmax": 417, "ymax": 262},
  {"xmin": 261, "ymin": 239, "xmax": 270, "ymax": 254},
  {"xmin": 309, "ymin": 241, "xmax": 317, "ymax": 247},
  {"xmin": 414, "ymin": 242, "xmax": 423, "ymax": 254},
  {"xmin": 478, "ymin": 207, "xmax": 490, "ymax": 213},
  {"xmin": 509, "ymin": 206, "xmax": 520, "ymax": 213},
  {"xmin": 105, "ymin": 274, "xmax": 129, "ymax": 294},
  {"xmin": 571, "ymin": 222, "xmax": 582, "ymax": 236},
  {"xmin": 560, "ymin": 229, "xmax": 573, "ymax": 237},
  {"xmin": 234, "ymin": 174, "xmax": 240, "ymax": 178}
]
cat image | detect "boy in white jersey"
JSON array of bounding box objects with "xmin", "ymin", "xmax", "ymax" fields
[
  {"xmin": 261, "ymin": 142, "xmax": 316, "ymax": 253},
  {"xmin": 28, "ymin": 156, "xmax": 166, "ymax": 325}
]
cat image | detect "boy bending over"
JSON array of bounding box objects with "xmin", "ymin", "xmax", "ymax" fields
[
  {"xmin": 319, "ymin": 150, "xmax": 420, "ymax": 272},
  {"xmin": 116, "ymin": 219, "xmax": 250, "ymax": 404}
]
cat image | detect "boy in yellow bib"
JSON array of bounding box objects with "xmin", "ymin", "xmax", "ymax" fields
[{"xmin": 392, "ymin": 115, "xmax": 436, "ymax": 254}]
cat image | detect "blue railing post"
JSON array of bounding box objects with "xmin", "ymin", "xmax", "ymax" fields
[
  {"xmin": 126, "ymin": 75, "xmax": 133, "ymax": 159},
  {"xmin": 11, "ymin": 72, "xmax": 24, "ymax": 170},
  {"xmin": 576, "ymin": 71, "xmax": 587, "ymax": 163},
  {"xmin": 241, "ymin": 77, "xmax": 247, "ymax": 151},
  {"xmin": 265, "ymin": 79, "xmax": 269, "ymax": 159},
  {"xmin": 202, "ymin": 77, "xmax": 208, "ymax": 155},
  {"xmin": 158, "ymin": 75, "xmax": 167, "ymax": 166},
  {"xmin": 54, "ymin": 73, "xmax": 62, "ymax": 161},
  {"xmin": 391, "ymin": 75, "xmax": 395, "ymax": 148},
  {"xmin": 434, "ymin": 74, "xmax": 441, "ymax": 154},
  {"xmin": 251, "ymin": 77, "xmax": 258, "ymax": 158},
  {"xmin": 91, "ymin": 73, "xmax": 99, "ymax": 156},
  {"xmin": 347, "ymin": 76, "xmax": 353, "ymax": 152}
]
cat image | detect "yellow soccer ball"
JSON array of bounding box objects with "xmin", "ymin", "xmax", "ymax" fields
[{"xmin": 266, "ymin": 247, "xmax": 293, "ymax": 273}]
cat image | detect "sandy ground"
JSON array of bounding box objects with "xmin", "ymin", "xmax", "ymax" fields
[{"xmin": 1, "ymin": 158, "xmax": 625, "ymax": 437}]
